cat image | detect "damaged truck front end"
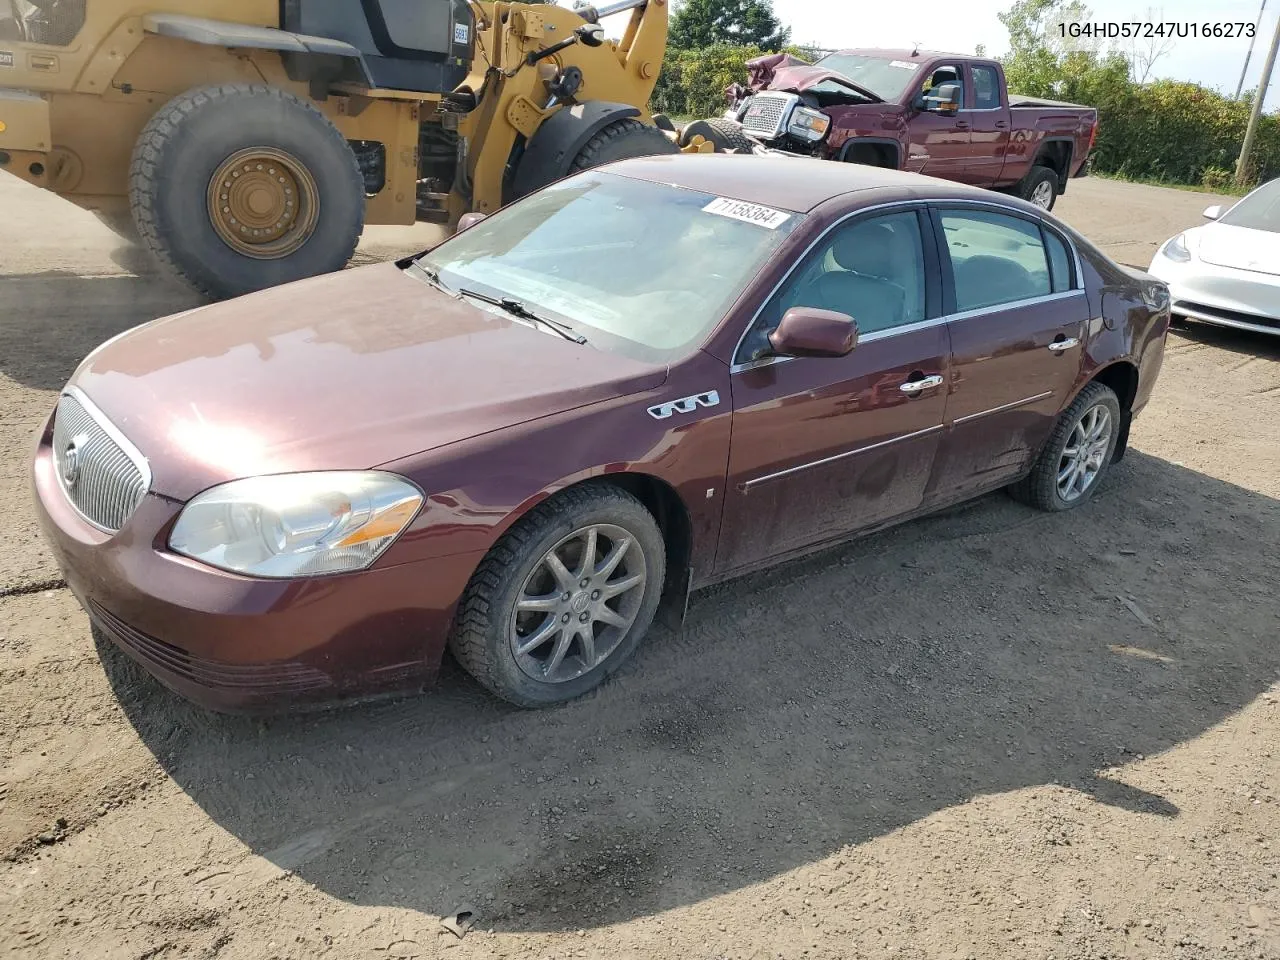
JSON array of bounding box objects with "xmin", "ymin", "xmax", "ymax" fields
[{"xmin": 717, "ymin": 52, "xmax": 884, "ymax": 159}]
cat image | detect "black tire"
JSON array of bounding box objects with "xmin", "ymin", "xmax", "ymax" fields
[
  {"xmin": 450, "ymin": 483, "xmax": 667, "ymax": 708},
  {"xmin": 1009, "ymin": 381, "xmax": 1122, "ymax": 512},
  {"xmin": 651, "ymin": 112, "xmax": 677, "ymax": 133},
  {"xmin": 678, "ymin": 117, "xmax": 757, "ymax": 154},
  {"xmin": 569, "ymin": 118, "xmax": 679, "ymax": 173},
  {"xmin": 129, "ymin": 83, "xmax": 365, "ymax": 301},
  {"xmin": 1019, "ymin": 164, "xmax": 1060, "ymax": 211}
]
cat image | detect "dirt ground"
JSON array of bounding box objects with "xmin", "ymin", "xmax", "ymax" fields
[{"xmin": 1, "ymin": 173, "xmax": 1278, "ymax": 960}]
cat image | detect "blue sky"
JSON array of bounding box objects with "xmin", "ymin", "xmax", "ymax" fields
[{"xmin": 772, "ymin": 0, "xmax": 1280, "ymax": 108}]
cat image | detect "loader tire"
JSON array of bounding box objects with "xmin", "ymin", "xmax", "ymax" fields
[
  {"xmin": 129, "ymin": 83, "xmax": 365, "ymax": 301},
  {"xmin": 678, "ymin": 117, "xmax": 757, "ymax": 154},
  {"xmin": 569, "ymin": 118, "xmax": 679, "ymax": 174}
]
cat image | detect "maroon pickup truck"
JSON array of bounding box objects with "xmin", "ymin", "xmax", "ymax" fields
[{"xmin": 683, "ymin": 49, "xmax": 1098, "ymax": 212}]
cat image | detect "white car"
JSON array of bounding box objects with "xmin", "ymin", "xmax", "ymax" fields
[{"xmin": 1148, "ymin": 177, "xmax": 1280, "ymax": 337}]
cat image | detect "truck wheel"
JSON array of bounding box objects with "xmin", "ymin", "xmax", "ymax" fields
[
  {"xmin": 678, "ymin": 117, "xmax": 757, "ymax": 154},
  {"xmin": 1020, "ymin": 164, "xmax": 1059, "ymax": 211},
  {"xmin": 129, "ymin": 83, "xmax": 365, "ymax": 301},
  {"xmin": 569, "ymin": 118, "xmax": 679, "ymax": 173},
  {"xmin": 450, "ymin": 483, "xmax": 666, "ymax": 708}
]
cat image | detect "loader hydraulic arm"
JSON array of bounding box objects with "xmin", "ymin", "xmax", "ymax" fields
[{"xmin": 455, "ymin": 0, "xmax": 669, "ymax": 219}]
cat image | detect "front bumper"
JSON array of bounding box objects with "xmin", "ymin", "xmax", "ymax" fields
[
  {"xmin": 1148, "ymin": 252, "xmax": 1280, "ymax": 336},
  {"xmin": 31, "ymin": 412, "xmax": 483, "ymax": 713}
]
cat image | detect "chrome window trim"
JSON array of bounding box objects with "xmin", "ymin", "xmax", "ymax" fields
[
  {"xmin": 742, "ymin": 424, "xmax": 944, "ymax": 491},
  {"xmin": 728, "ymin": 195, "xmax": 1089, "ymax": 374},
  {"xmin": 56, "ymin": 386, "xmax": 153, "ymax": 533},
  {"xmin": 952, "ymin": 391, "xmax": 1054, "ymax": 426}
]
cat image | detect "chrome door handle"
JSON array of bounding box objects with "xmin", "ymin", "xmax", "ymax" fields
[
  {"xmin": 1047, "ymin": 338, "xmax": 1080, "ymax": 353},
  {"xmin": 900, "ymin": 375, "xmax": 945, "ymax": 394}
]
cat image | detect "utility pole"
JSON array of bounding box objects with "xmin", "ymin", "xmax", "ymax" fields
[
  {"xmin": 1236, "ymin": 10, "xmax": 1280, "ymax": 185},
  {"xmin": 1236, "ymin": 0, "xmax": 1268, "ymax": 99}
]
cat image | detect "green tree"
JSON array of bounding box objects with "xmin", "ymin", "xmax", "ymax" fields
[{"xmin": 669, "ymin": 0, "xmax": 791, "ymax": 52}]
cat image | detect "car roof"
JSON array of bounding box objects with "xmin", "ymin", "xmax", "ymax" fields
[
  {"xmin": 602, "ymin": 153, "xmax": 1000, "ymax": 214},
  {"xmin": 829, "ymin": 47, "xmax": 975, "ymax": 62}
]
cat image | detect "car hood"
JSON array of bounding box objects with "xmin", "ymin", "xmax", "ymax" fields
[
  {"xmin": 69, "ymin": 262, "xmax": 668, "ymax": 501},
  {"xmin": 744, "ymin": 52, "xmax": 882, "ymax": 102},
  {"xmin": 1195, "ymin": 222, "xmax": 1280, "ymax": 276}
]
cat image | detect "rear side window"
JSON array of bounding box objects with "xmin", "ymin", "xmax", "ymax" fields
[
  {"xmin": 972, "ymin": 66, "xmax": 1002, "ymax": 109},
  {"xmin": 939, "ymin": 210, "xmax": 1052, "ymax": 311},
  {"xmin": 1042, "ymin": 227, "xmax": 1075, "ymax": 292}
]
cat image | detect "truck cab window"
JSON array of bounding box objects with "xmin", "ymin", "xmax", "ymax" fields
[
  {"xmin": 972, "ymin": 65, "xmax": 1002, "ymax": 109},
  {"xmin": 1, "ymin": 0, "xmax": 86, "ymax": 46},
  {"xmin": 921, "ymin": 65, "xmax": 965, "ymax": 108}
]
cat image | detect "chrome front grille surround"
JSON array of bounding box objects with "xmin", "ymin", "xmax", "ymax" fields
[
  {"xmin": 740, "ymin": 91, "xmax": 800, "ymax": 139},
  {"xmin": 52, "ymin": 388, "xmax": 151, "ymax": 533}
]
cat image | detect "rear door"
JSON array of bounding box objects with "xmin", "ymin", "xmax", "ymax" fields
[
  {"xmin": 925, "ymin": 204, "xmax": 1090, "ymax": 503},
  {"xmin": 905, "ymin": 62, "xmax": 973, "ymax": 183},
  {"xmin": 964, "ymin": 62, "xmax": 1012, "ymax": 187}
]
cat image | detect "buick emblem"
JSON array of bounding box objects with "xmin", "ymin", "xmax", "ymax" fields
[{"xmin": 61, "ymin": 434, "xmax": 87, "ymax": 489}]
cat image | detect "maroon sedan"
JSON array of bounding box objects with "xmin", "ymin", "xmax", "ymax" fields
[{"xmin": 31, "ymin": 154, "xmax": 1170, "ymax": 712}]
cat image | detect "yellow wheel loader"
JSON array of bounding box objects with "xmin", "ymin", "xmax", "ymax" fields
[{"xmin": 0, "ymin": 0, "xmax": 681, "ymax": 299}]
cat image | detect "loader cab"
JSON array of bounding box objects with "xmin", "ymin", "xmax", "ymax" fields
[
  {"xmin": 0, "ymin": 0, "xmax": 86, "ymax": 46},
  {"xmin": 282, "ymin": 0, "xmax": 476, "ymax": 94}
]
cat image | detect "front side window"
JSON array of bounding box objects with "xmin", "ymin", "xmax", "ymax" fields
[
  {"xmin": 417, "ymin": 171, "xmax": 802, "ymax": 363},
  {"xmin": 921, "ymin": 65, "xmax": 965, "ymax": 108},
  {"xmin": 940, "ymin": 210, "xmax": 1053, "ymax": 311},
  {"xmin": 972, "ymin": 65, "xmax": 1002, "ymax": 109},
  {"xmin": 737, "ymin": 210, "xmax": 927, "ymax": 363}
]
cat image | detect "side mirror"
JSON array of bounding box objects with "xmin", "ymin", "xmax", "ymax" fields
[
  {"xmin": 457, "ymin": 211, "xmax": 488, "ymax": 232},
  {"xmin": 1202, "ymin": 204, "xmax": 1223, "ymax": 220},
  {"xmin": 921, "ymin": 82, "xmax": 961, "ymax": 115},
  {"xmin": 768, "ymin": 307, "xmax": 858, "ymax": 359}
]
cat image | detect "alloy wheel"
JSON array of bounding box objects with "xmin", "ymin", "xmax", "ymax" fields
[
  {"xmin": 1057, "ymin": 403, "xmax": 1113, "ymax": 502},
  {"xmin": 1030, "ymin": 180, "xmax": 1055, "ymax": 209},
  {"xmin": 510, "ymin": 524, "xmax": 648, "ymax": 684}
]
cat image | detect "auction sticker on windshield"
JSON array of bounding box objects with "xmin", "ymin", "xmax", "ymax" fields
[
  {"xmin": 702, "ymin": 197, "xmax": 791, "ymax": 229},
  {"xmin": 889, "ymin": 60, "xmax": 920, "ymax": 70}
]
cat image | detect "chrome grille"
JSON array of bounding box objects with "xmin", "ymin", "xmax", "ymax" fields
[
  {"xmin": 52, "ymin": 390, "xmax": 150, "ymax": 533},
  {"xmin": 740, "ymin": 92, "xmax": 797, "ymax": 139}
]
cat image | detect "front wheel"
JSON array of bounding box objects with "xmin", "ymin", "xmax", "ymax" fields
[
  {"xmin": 1009, "ymin": 381, "xmax": 1122, "ymax": 511},
  {"xmin": 449, "ymin": 484, "xmax": 667, "ymax": 707}
]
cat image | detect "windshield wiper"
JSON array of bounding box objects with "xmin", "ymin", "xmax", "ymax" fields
[
  {"xmin": 457, "ymin": 288, "xmax": 587, "ymax": 344},
  {"xmin": 407, "ymin": 261, "xmax": 455, "ymax": 296}
]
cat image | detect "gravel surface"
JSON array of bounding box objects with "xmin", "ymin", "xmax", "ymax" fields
[{"xmin": 1, "ymin": 173, "xmax": 1278, "ymax": 960}]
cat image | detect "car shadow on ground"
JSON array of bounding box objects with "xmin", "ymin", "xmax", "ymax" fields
[
  {"xmin": 0, "ymin": 273, "xmax": 202, "ymax": 392},
  {"xmin": 99, "ymin": 448, "xmax": 1280, "ymax": 934}
]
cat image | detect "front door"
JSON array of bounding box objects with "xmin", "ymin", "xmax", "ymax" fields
[
  {"xmin": 905, "ymin": 63, "xmax": 972, "ymax": 182},
  {"xmin": 717, "ymin": 208, "xmax": 950, "ymax": 573},
  {"xmin": 926, "ymin": 206, "xmax": 1091, "ymax": 503}
]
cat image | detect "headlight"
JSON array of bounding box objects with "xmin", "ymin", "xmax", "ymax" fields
[
  {"xmin": 1160, "ymin": 232, "xmax": 1191, "ymax": 262},
  {"xmin": 170, "ymin": 471, "xmax": 423, "ymax": 578},
  {"xmin": 788, "ymin": 106, "xmax": 831, "ymax": 142}
]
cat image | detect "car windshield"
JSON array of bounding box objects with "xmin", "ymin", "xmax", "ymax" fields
[
  {"xmin": 1218, "ymin": 178, "xmax": 1280, "ymax": 233},
  {"xmin": 415, "ymin": 170, "xmax": 802, "ymax": 363},
  {"xmin": 811, "ymin": 53, "xmax": 924, "ymax": 100}
]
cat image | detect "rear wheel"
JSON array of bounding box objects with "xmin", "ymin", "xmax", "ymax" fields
[
  {"xmin": 129, "ymin": 83, "xmax": 365, "ymax": 301},
  {"xmin": 450, "ymin": 484, "xmax": 666, "ymax": 708},
  {"xmin": 569, "ymin": 118, "xmax": 679, "ymax": 173},
  {"xmin": 1020, "ymin": 164, "xmax": 1059, "ymax": 210},
  {"xmin": 1009, "ymin": 381, "xmax": 1122, "ymax": 511},
  {"xmin": 678, "ymin": 117, "xmax": 757, "ymax": 154}
]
